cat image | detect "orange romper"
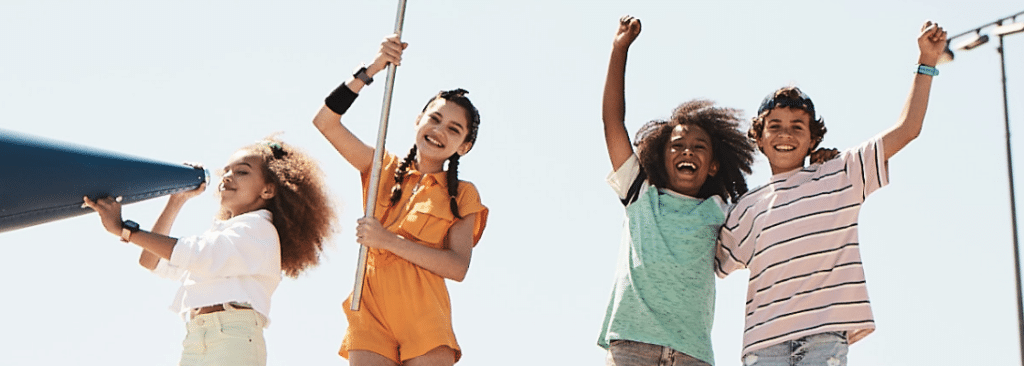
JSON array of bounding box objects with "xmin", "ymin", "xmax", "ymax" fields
[{"xmin": 340, "ymin": 152, "xmax": 488, "ymax": 364}]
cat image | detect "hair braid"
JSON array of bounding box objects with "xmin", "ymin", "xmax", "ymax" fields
[
  {"xmin": 389, "ymin": 145, "xmax": 417, "ymax": 206},
  {"xmin": 445, "ymin": 153, "xmax": 462, "ymax": 219}
]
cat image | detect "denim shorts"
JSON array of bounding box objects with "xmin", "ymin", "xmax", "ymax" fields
[
  {"xmin": 606, "ymin": 340, "xmax": 711, "ymax": 366},
  {"xmin": 742, "ymin": 332, "xmax": 848, "ymax": 366}
]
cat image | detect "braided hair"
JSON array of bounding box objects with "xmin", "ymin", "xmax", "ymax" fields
[{"xmin": 388, "ymin": 89, "xmax": 481, "ymax": 219}]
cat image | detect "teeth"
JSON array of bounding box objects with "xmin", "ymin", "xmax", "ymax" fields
[
  {"xmin": 677, "ymin": 162, "xmax": 697, "ymax": 170},
  {"xmin": 775, "ymin": 145, "xmax": 795, "ymax": 151},
  {"xmin": 425, "ymin": 135, "xmax": 444, "ymax": 147}
]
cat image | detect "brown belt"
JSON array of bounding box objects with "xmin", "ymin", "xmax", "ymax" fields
[{"xmin": 194, "ymin": 303, "xmax": 252, "ymax": 316}]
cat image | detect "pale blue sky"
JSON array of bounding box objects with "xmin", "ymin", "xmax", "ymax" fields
[{"xmin": 2, "ymin": 1, "xmax": 1023, "ymax": 365}]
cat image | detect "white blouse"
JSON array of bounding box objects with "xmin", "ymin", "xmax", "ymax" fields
[{"xmin": 152, "ymin": 209, "xmax": 281, "ymax": 326}]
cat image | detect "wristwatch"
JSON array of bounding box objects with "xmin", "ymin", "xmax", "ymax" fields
[
  {"xmin": 353, "ymin": 65, "xmax": 374, "ymax": 85},
  {"xmin": 121, "ymin": 219, "xmax": 140, "ymax": 243}
]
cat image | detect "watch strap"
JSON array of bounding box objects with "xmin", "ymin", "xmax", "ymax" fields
[
  {"xmin": 120, "ymin": 220, "xmax": 139, "ymax": 243},
  {"xmin": 354, "ymin": 66, "xmax": 373, "ymax": 85},
  {"xmin": 916, "ymin": 64, "xmax": 939, "ymax": 76}
]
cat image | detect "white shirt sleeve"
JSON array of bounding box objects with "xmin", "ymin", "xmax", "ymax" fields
[
  {"xmin": 150, "ymin": 258, "xmax": 186, "ymax": 280},
  {"xmin": 606, "ymin": 154, "xmax": 648, "ymax": 204}
]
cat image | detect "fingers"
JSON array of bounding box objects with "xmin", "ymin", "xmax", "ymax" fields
[
  {"xmin": 82, "ymin": 196, "xmax": 121, "ymax": 209},
  {"xmin": 618, "ymin": 15, "xmax": 641, "ymax": 34},
  {"xmin": 378, "ymin": 34, "xmax": 407, "ymax": 66},
  {"xmin": 920, "ymin": 20, "xmax": 947, "ymax": 43},
  {"xmin": 82, "ymin": 196, "xmax": 96, "ymax": 209}
]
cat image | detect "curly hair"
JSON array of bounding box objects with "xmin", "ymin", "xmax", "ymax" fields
[
  {"xmin": 748, "ymin": 86, "xmax": 828, "ymax": 153},
  {"xmin": 633, "ymin": 99, "xmax": 755, "ymax": 203},
  {"xmin": 389, "ymin": 89, "xmax": 481, "ymax": 219},
  {"xmin": 218, "ymin": 136, "xmax": 336, "ymax": 278}
]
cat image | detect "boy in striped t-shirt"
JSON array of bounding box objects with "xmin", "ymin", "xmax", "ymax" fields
[{"xmin": 715, "ymin": 21, "xmax": 948, "ymax": 366}]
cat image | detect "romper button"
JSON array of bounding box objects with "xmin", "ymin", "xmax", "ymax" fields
[{"xmin": 744, "ymin": 354, "xmax": 758, "ymax": 365}]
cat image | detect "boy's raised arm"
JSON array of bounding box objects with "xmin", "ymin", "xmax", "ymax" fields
[
  {"xmin": 881, "ymin": 20, "xmax": 947, "ymax": 161},
  {"xmin": 602, "ymin": 16, "xmax": 642, "ymax": 171}
]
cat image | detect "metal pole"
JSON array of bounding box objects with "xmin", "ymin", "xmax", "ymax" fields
[
  {"xmin": 351, "ymin": 0, "xmax": 409, "ymax": 311},
  {"xmin": 997, "ymin": 33, "xmax": 1024, "ymax": 364}
]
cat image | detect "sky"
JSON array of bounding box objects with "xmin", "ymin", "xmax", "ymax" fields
[{"xmin": 2, "ymin": 1, "xmax": 1023, "ymax": 365}]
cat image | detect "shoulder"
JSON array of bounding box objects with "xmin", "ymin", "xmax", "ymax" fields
[
  {"xmin": 735, "ymin": 182, "xmax": 772, "ymax": 205},
  {"xmin": 707, "ymin": 195, "xmax": 728, "ymax": 215},
  {"xmin": 220, "ymin": 210, "xmax": 278, "ymax": 239},
  {"xmin": 726, "ymin": 182, "xmax": 773, "ymax": 222},
  {"xmin": 231, "ymin": 209, "xmax": 273, "ymax": 225},
  {"xmin": 456, "ymin": 179, "xmax": 480, "ymax": 193}
]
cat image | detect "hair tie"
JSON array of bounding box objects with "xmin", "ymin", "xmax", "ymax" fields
[{"xmin": 259, "ymin": 140, "xmax": 287, "ymax": 159}]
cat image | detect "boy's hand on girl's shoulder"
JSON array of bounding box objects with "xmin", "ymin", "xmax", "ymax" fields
[
  {"xmin": 917, "ymin": 20, "xmax": 948, "ymax": 65},
  {"xmin": 613, "ymin": 15, "xmax": 642, "ymax": 50},
  {"xmin": 810, "ymin": 147, "xmax": 839, "ymax": 164}
]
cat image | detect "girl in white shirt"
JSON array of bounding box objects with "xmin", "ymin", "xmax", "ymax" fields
[{"xmin": 84, "ymin": 137, "xmax": 335, "ymax": 366}]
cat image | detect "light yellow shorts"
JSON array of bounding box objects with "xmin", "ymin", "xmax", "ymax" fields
[{"xmin": 180, "ymin": 303, "xmax": 267, "ymax": 366}]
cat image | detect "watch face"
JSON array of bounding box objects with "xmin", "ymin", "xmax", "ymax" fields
[{"xmin": 123, "ymin": 220, "xmax": 140, "ymax": 231}]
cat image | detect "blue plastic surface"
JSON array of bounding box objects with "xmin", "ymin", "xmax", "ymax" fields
[{"xmin": 0, "ymin": 128, "xmax": 206, "ymax": 233}]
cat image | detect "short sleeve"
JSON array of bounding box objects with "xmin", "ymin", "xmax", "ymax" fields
[
  {"xmin": 829, "ymin": 135, "xmax": 889, "ymax": 201},
  {"xmin": 715, "ymin": 224, "xmax": 747, "ymax": 278},
  {"xmin": 606, "ymin": 154, "xmax": 648, "ymax": 206},
  {"xmin": 455, "ymin": 181, "xmax": 488, "ymax": 246},
  {"xmin": 715, "ymin": 199, "xmax": 754, "ymax": 278},
  {"xmin": 361, "ymin": 152, "xmax": 401, "ymax": 213}
]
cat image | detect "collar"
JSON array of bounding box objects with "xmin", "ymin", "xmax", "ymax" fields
[
  {"xmin": 220, "ymin": 209, "xmax": 273, "ymax": 225},
  {"xmin": 770, "ymin": 166, "xmax": 811, "ymax": 181},
  {"xmin": 408, "ymin": 161, "xmax": 450, "ymax": 189}
]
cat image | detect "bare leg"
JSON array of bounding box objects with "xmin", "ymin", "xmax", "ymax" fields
[
  {"xmin": 403, "ymin": 346, "xmax": 456, "ymax": 366},
  {"xmin": 349, "ymin": 350, "xmax": 400, "ymax": 366}
]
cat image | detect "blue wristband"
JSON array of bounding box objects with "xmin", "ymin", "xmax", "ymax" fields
[{"xmin": 916, "ymin": 64, "xmax": 939, "ymax": 76}]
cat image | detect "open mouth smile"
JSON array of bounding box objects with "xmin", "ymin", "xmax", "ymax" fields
[
  {"xmin": 676, "ymin": 161, "xmax": 698, "ymax": 173},
  {"xmin": 424, "ymin": 134, "xmax": 445, "ymax": 149}
]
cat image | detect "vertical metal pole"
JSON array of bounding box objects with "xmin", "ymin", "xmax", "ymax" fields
[
  {"xmin": 997, "ymin": 34, "xmax": 1024, "ymax": 365},
  {"xmin": 351, "ymin": 0, "xmax": 409, "ymax": 311}
]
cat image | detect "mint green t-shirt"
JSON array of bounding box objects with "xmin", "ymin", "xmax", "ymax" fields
[{"xmin": 598, "ymin": 156, "xmax": 724, "ymax": 365}]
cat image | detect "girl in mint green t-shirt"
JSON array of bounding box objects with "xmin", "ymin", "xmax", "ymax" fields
[{"xmin": 596, "ymin": 15, "xmax": 755, "ymax": 366}]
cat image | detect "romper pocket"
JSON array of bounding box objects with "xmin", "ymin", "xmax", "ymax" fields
[{"xmin": 398, "ymin": 202, "xmax": 454, "ymax": 247}]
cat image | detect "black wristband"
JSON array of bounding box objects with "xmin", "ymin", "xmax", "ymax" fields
[{"xmin": 325, "ymin": 82, "xmax": 358, "ymax": 115}]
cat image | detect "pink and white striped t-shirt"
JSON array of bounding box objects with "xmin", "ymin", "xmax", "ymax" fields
[{"xmin": 716, "ymin": 135, "xmax": 888, "ymax": 356}]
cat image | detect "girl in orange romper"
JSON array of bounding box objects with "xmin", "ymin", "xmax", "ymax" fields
[{"xmin": 312, "ymin": 33, "xmax": 487, "ymax": 366}]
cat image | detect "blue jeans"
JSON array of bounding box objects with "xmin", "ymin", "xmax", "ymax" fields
[
  {"xmin": 606, "ymin": 340, "xmax": 710, "ymax": 366},
  {"xmin": 742, "ymin": 332, "xmax": 848, "ymax": 366}
]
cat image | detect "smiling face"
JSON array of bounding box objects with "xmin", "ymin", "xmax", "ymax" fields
[
  {"xmin": 218, "ymin": 150, "xmax": 275, "ymax": 217},
  {"xmin": 757, "ymin": 107, "xmax": 813, "ymax": 174},
  {"xmin": 662, "ymin": 124, "xmax": 719, "ymax": 197},
  {"xmin": 413, "ymin": 99, "xmax": 474, "ymax": 172}
]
